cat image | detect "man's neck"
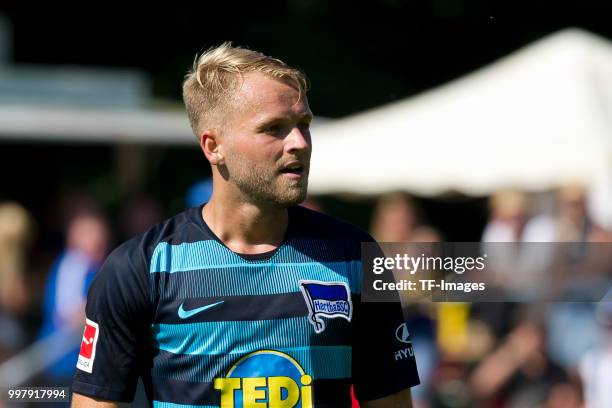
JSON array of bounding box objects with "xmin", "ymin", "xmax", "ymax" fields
[{"xmin": 202, "ymin": 194, "xmax": 288, "ymax": 255}]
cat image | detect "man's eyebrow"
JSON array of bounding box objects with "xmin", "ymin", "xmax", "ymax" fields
[{"xmin": 256, "ymin": 112, "xmax": 313, "ymax": 127}]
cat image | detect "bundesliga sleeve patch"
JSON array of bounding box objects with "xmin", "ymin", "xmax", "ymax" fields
[{"xmin": 76, "ymin": 318, "xmax": 99, "ymax": 373}]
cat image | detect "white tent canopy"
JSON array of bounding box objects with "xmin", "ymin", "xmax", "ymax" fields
[
  {"xmin": 0, "ymin": 105, "xmax": 196, "ymax": 145},
  {"xmin": 309, "ymin": 28, "xmax": 612, "ymax": 205}
]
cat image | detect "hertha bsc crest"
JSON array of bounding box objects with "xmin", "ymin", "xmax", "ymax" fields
[{"xmin": 299, "ymin": 280, "xmax": 352, "ymax": 333}]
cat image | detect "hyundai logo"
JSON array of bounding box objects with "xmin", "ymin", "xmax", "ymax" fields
[{"xmin": 395, "ymin": 323, "xmax": 411, "ymax": 344}]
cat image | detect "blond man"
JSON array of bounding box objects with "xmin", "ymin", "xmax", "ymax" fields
[{"xmin": 72, "ymin": 43, "xmax": 419, "ymax": 408}]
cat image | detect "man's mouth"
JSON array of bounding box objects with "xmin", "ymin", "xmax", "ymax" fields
[{"xmin": 280, "ymin": 162, "xmax": 306, "ymax": 176}]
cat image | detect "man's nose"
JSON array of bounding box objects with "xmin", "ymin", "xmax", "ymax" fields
[{"xmin": 286, "ymin": 127, "xmax": 311, "ymax": 153}]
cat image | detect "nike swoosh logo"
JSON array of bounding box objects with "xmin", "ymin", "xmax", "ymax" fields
[{"xmin": 178, "ymin": 301, "xmax": 224, "ymax": 319}]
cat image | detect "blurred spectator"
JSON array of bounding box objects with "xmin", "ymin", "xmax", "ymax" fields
[
  {"xmin": 482, "ymin": 190, "xmax": 528, "ymax": 242},
  {"xmin": 370, "ymin": 193, "xmax": 420, "ymax": 242},
  {"xmin": 469, "ymin": 316, "xmax": 580, "ymax": 408},
  {"xmin": 185, "ymin": 178, "xmax": 213, "ymax": 208},
  {"xmin": 480, "ymin": 190, "xmax": 549, "ymax": 297},
  {"xmin": 37, "ymin": 210, "xmax": 110, "ymax": 385},
  {"xmin": 437, "ymin": 303, "xmax": 470, "ymax": 359},
  {"xmin": 547, "ymin": 301, "xmax": 601, "ymax": 370},
  {"xmin": 579, "ymin": 302, "xmax": 612, "ymax": 408},
  {"xmin": 519, "ymin": 185, "xmax": 610, "ymax": 368},
  {"xmin": 411, "ymin": 226, "xmax": 444, "ymax": 243},
  {"xmin": 523, "ymin": 184, "xmax": 610, "ymax": 243},
  {"xmin": 0, "ymin": 202, "xmax": 35, "ymax": 361},
  {"xmin": 119, "ymin": 194, "xmax": 163, "ymax": 239}
]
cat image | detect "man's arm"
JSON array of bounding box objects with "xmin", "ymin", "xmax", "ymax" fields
[
  {"xmin": 352, "ymin": 237, "xmax": 420, "ymax": 404},
  {"xmin": 71, "ymin": 393, "xmax": 124, "ymax": 407},
  {"xmin": 360, "ymin": 388, "xmax": 413, "ymax": 408},
  {"xmin": 72, "ymin": 239, "xmax": 152, "ymax": 403}
]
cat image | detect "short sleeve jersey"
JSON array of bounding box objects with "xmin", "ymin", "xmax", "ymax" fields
[{"xmin": 72, "ymin": 205, "xmax": 419, "ymax": 407}]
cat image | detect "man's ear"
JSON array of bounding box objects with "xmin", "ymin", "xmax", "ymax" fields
[{"xmin": 199, "ymin": 130, "xmax": 224, "ymax": 165}]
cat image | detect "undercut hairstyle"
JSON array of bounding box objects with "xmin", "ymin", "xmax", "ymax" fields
[{"xmin": 182, "ymin": 42, "xmax": 309, "ymax": 138}]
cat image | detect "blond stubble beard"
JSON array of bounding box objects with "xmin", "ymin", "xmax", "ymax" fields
[{"xmin": 224, "ymin": 153, "xmax": 309, "ymax": 208}]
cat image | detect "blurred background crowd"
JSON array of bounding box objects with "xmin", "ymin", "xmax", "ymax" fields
[
  {"xmin": 1, "ymin": 1, "xmax": 612, "ymax": 407},
  {"xmin": 1, "ymin": 187, "xmax": 611, "ymax": 408},
  {"xmin": 369, "ymin": 188, "xmax": 612, "ymax": 408}
]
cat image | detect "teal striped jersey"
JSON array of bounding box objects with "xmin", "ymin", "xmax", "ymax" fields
[{"xmin": 73, "ymin": 205, "xmax": 419, "ymax": 407}]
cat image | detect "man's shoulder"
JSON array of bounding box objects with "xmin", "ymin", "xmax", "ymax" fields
[
  {"xmin": 90, "ymin": 207, "xmax": 204, "ymax": 298},
  {"xmin": 290, "ymin": 205, "xmax": 374, "ymax": 243}
]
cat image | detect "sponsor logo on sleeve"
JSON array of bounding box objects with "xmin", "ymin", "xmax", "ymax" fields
[
  {"xmin": 395, "ymin": 323, "xmax": 412, "ymax": 344},
  {"xmin": 76, "ymin": 318, "xmax": 99, "ymax": 373},
  {"xmin": 394, "ymin": 322, "xmax": 415, "ymax": 361}
]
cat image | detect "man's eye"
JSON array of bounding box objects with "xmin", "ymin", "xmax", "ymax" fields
[
  {"xmin": 265, "ymin": 124, "xmax": 282, "ymax": 133},
  {"xmin": 298, "ymin": 121, "xmax": 311, "ymax": 131}
]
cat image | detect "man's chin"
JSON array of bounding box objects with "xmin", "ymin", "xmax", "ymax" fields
[
  {"xmin": 278, "ymin": 195, "xmax": 308, "ymax": 208},
  {"xmin": 273, "ymin": 187, "xmax": 308, "ymax": 208}
]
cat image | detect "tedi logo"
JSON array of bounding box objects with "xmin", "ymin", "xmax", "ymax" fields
[{"xmin": 214, "ymin": 350, "xmax": 313, "ymax": 408}]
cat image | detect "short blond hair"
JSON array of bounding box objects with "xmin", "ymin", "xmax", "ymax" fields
[{"xmin": 182, "ymin": 42, "xmax": 309, "ymax": 138}]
